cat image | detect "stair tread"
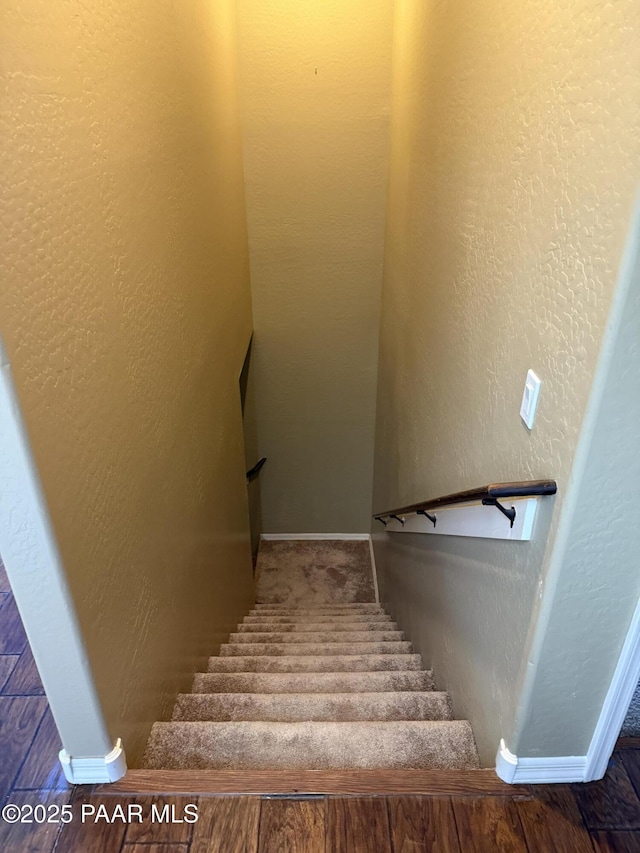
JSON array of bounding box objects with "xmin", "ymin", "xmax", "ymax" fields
[
  {"xmin": 193, "ymin": 670, "xmax": 433, "ymax": 694},
  {"xmin": 252, "ymin": 603, "xmax": 382, "ymax": 610},
  {"xmin": 249, "ymin": 608, "xmax": 385, "ymax": 615},
  {"xmin": 236, "ymin": 622, "xmax": 397, "ymax": 633},
  {"xmin": 228, "ymin": 631, "xmax": 404, "ymax": 643},
  {"xmin": 207, "ymin": 654, "xmax": 423, "ymax": 672},
  {"xmin": 172, "ymin": 691, "xmax": 452, "ymax": 722},
  {"xmin": 220, "ymin": 642, "xmax": 413, "ymax": 656},
  {"xmin": 248, "ymin": 604, "xmax": 386, "ymax": 616},
  {"xmin": 143, "ymin": 720, "xmax": 480, "ymax": 770}
]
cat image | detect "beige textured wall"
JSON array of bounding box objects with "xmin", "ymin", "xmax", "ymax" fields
[
  {"xmin": 236, "ymin": 0, "xmax": 394, "ymax": 533},
  {"xmin": 373, "ymin": 0, "xmax": 640, "ymax": 764},
  {"xmin": 0, "ymin": 0, "xmax": 254, "ymax": 763}
]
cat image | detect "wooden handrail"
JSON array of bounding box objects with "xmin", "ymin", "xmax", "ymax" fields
[{"xmin": 373, "ymin": 479, "xmax": 557, "ymax": 520}]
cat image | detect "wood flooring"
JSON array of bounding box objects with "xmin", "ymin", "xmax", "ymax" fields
[
  {"xmin": 24, "ymin": 762, "xmax": 640, "ymax": 852},
  {"xmin": 103, "ymin": 768, "xmax": 530, "ymax": 796},
  {"xmin": 3, "ymin": 565, "xmax": 640, "ymax": 851}
]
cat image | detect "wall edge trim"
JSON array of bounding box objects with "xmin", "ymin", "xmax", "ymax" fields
[
  {"xmin": 0, "ymin": 344, "xmax": 114, "ymax": 759},
  {"xmin": 584, "ymin": 594, "xmax": 640, "ymax": 781}
]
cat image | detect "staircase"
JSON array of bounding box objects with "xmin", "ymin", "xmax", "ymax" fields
[{"xmin": 143, "ymin": 599, "xmax": 479, "ymax": 771}]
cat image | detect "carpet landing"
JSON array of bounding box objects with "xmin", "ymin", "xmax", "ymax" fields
[
  {"xmin": 142, "ymin": 540, "xmax": 479, "ymax": 771},
  {"xmin": 254, "ymin": 539, "xmax": 376, "ymax": 605}
]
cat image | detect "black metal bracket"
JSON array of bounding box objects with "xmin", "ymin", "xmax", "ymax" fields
[
  {"xmin": 390, "ymin": 514, "xmax": 405, "ymax": 527},
  {"xmin": 417, "ymin": 510, "xmax": 437, "ymax": 527},
  {"xmin": 375, "ymin": 517, "xmax": 387, "ymax": 527},
  {"xmin": 482, "ymin": 497, "xmax": 516, "ymax": 528},
  {"xmin": 246, "ymin": 457, "xmax": 267, "ymax": 483}
]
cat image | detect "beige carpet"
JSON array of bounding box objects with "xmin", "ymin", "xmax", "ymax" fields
[
  {"xmin": 254, "ymin": 539, "xmax": 375, "ymax": 605},
  {"xmin": 143, "ymin": 719, "xmax": 478, "ymax": 771},
  {"xmin": 142, "ymin": 541, "xmax": 479, "ymax": 771}
]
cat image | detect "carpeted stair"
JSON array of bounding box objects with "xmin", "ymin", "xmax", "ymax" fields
[{"xmin": 143, "ymin": 602, "xmax": 479, "ymax": 770}]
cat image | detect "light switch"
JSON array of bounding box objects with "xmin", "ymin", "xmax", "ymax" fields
[{"xmin": 520, "ymin": 370, "xmax": 542, "ymax": 429}]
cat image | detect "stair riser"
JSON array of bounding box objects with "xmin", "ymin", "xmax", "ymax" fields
[
  {"xmin": 192, "ymin": 671, "xmax": 433, "ymax": 694},
  {"xmin": 172, "ymin": 692, "xmax": 452, "ymax": 722},
  {"xmin": 228, "ymin": 632, "xmax": 404, "ymax": 644},
  {"xmin": 207, "ymin": 654, "xmax": 424, "ymax": 673},
  {"xmin": 143, "ymin": 721, "xmax": 480, "ymax": 771},
  {"xmin": 237, "ymin": 623, "xmax": 397, "ymax": 633},
  {"xmin": 219, "ymin": 642, "xmax": 414, "ymax": 656}
]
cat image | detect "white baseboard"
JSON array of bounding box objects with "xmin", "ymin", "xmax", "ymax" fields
[
  {"xmin": 260, "ymin": 533, "xmax": 370, "ymax": 541},
  {"xmin": 59, "ymin": 738, "xmax": 127, "ymax": 784},
  {"xmin": 495, "ymin": 739, "xmax": 587, "ymax": 784}
]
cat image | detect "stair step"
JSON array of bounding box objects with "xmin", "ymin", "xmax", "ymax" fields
[
  {"xmin": 220, "ymin": 642, "xmax": 413, "ymax": 656},
  {"xmin": 207, "ymin": 654, "xmax": 423, "ymax": 673},
  {"xmin": 228, "ymin": 631, "xmax": 404, "ymax": 644},
  {"xmin": 242, "ymin": 614, "xmax": 393, "ymax": 625},
  {"xmin": 247, "ymin": 604, "xmax": 386, "ymax": 616},
  {"xmin": 192, "ymin": 670, "xmax": 433, "ymax": 694},
  {"xmin": 237, "ymin": 622, "xmax": 397, "ymax": 634},
  {"xmin": 143, "ymin": 720, "xmax": 480, "ymax": 770},
  {"xmin": 253, "ymin": 603, "xmax": 382, "ymax": 610},
  {"xmin": 172, "ymin": 691, "xmax": 452, "ymax": 722}
]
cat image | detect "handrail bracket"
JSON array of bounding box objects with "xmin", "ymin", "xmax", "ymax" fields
[
  {"xmin": 482, "ymin": 497, "xmax": 516, "ymax": 528},
  {"xmin": 417, "ymin": 509, "xmax": 437, "ymax": 527}
]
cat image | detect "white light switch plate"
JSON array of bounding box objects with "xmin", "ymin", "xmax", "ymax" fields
[{"xmin": 520, "ymin": 370, "xmax": 542, "ymax": 429}]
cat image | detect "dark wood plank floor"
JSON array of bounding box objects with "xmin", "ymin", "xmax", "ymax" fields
[
  {"xmin": 260, "ymin": 798, "xmax": 325, "ymax": 853},
  {"xmin": 389, "ymin": 796, "xmax": 461, "ymax": 852},
  {"xmin": 3, "ymin": 559, "xmax": 640, "ymax": 851}
]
